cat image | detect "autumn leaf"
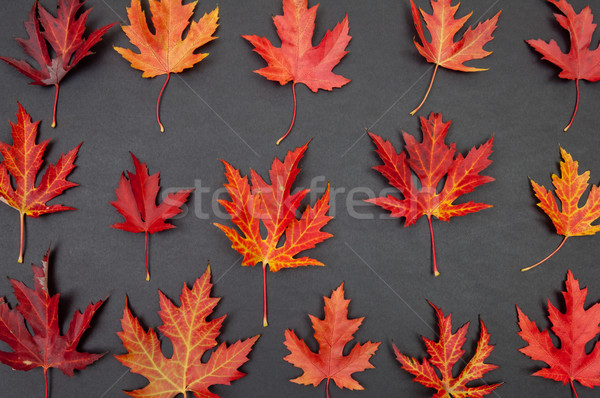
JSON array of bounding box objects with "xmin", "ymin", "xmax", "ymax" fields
[
  {"xmin": 114, "ymin": 0, "xmax": 219, "ymax": 132},
  {"xmin": 242, "ymin": 0, "xmax": 351, "ymax": 145},
  {"xmin": 214, "ymin": 142, "xmax": 332, "ymax": 326},
  {"xmin": 366, "ymin": 112, "xmax": 494, "ymax": 276},
  {"xmin": 110, "ymin": 153, "xmax": 193, "ymax": 281},
  {"xmin": 0, "ymin": 103, "xmax": 80, "ymax": 263},
  {"xmin": 283, "ymin": 282, "xmax": 380, "ymax": 398},
  {"xmin": 0, "ymin": 247, "xmax": 104, "ymax": 398},
  {"xmin": 522, "ymin": 147, "xmax": 600, "ymax": 272},
  {"xmin": 394, "ymin": 302, "xmax": 501, "ymax": 397},
  {"xmin": 409, "ymin": 0, "xmax": 501, "ymax": 115},
  {"xmin": 517, "ymin": 270, "xmax": 600, "ymax": 397},
  {"xmin": 527, "ymin": 0, "xmax": 600, "ymax": 131},
  {"xmin": 0, "ymin": 0, "xmax": 116, "ymax": 128},
  {"xmin": 115, "ymin": 266, "xmax": 260, "ymax": 398}
]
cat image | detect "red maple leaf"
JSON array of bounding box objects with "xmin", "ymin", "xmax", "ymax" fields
[
  {"xmin": 214, "ymin": 142, "xmax": 332, "ymax": 326},
  {"xmin": 283, "ymin": 282, "xmax": 380, "ymax": 398},
  {"xmin": 527, "ymin": 0, "xmax": 600, "ymax": 131},
  {"xmin": 517, "ymin": 270, "xmax": 600, "ymax": 397},
  {"xmin": 366, "ymin": 112, "xmax": 494, "ymax": 275},
  {"xmin": 0, "ymin": 0, "xmax": 116, "ymax": 128},
  {"xmin": 410, "ymin": 0, "xmax": 501, "ymax": 115},
  {"xmin": 116, "ymin": 266, "xmax": 260, "ymax": 398},
  {"xmin": 0, "ymin": 103, "xmax": 80, "ymax": 263},
  {"xmin": 0, "ymin": 248, "xmax": 104, "ymax": 398},
  {"xmin": 242, "ymin": 0, "xmax": 351, "ymax": 145},
  {"xmin": 110, "ymin": 153, "xmax": 193, "ymax": 281},
  {"xmin": 394, "ymin": 302, "xmax": 501, "ymax": 397}
]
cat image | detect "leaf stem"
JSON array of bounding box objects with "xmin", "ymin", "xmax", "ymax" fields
[
  {"xmin": 44, "ymin": 367, "xmax": 48, "ymax": 398},
  {"xmin": 18, "ymin": 211, "xmax": 24, "ymax": 263},
  {"xmin": 326, "ymin": 378, "xmax": 330, "ymax": 398},
  {"xmin": 145, "ymin": 231, "xmax": 150, "ymax": 281},
  {"xmin": 564, "ymin": 79, "xmax": 579, "ymax": 132},
  {"xmin": 157, "ymin": 72, "xmax": 171, "ymax": 133},
  {"xmin": 570, "ymin": 379, "xmax": 579, "ymax": 398},
  {"xmin": 276, "ymin": 83, "xmax": 297, "ymax": 145},
  {"xmin": 427, "ymin": 215, "xmax": 439, "ymax": 276},
  {"xmin": 521, "ymin": 236, "xmax": 568, "ymax": 272},
  {"xmin": 263, "ymin": 263, "xmax": 268, "ymax": 327},
  {"xmin": 51, "ymin": 84, "xmax": 59, "ymax": 128},
  {"xmin": 410, "ymin": 63, "xmax": 439, "ymax": 116}
]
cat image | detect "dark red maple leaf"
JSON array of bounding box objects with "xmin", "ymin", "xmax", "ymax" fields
[
  {"xmin": 110, "ymin": 153, "xmax": 193, "ymax": 281},
  {"xmin": 0, "ymin": 0, "xmax": 116, "ymax": 127},
  {"xmin": 0, "ymin": 248, "xmax": 104, "ymax": 398},
  {"xmin": 527, "ymin": 0, "xmax": 600, "ymax": 131},
  {"xmin": 242, "ymin": 0, "xmax": 351, "ymax": 145},
  {"xmin": 517, "ymin": 270, "xmax": 600, "ymax": 397},
  {"xmin": 366, "ymin": 112, "xmax": 494, "ymax": 275}
]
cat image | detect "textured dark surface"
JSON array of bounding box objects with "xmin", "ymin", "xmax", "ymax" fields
[{"xmin": 0, "ymin": 0, "xmax": 599, "ymax": 397}]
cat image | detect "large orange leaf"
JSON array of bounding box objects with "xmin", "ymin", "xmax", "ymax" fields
[
  {"xmin": 517, "ymin": 270, "xmax": 600, "ymax": 397},
  {"xmin": 242, "ymin": 0, "xmax": 351, "ymax": 144},
  {"xmin": 114, "ymin": 0, "xmax": 219, "ymax": 132},
  {"xmin": 0, "ymin": 103, "xmax": 80, "ymax": 263},
  {"xmin": 409, "ymin": 0, "xmax": 501, "ymax": 115},
  {"xmin": 0, "ymin": 248, "xmax": 104, "ymax": 398},
  {"xmin": 283, "ymin": 283, "xmax": 380, "ymax": 398},
  {"xmin": 527, "ymin": 0, "xmax": 600, "ymax": 131},
  {"xmin": 115, "ymin": 266, "xmax": 259, "ymax": 398},
  {"xmin": 394, "ymin": 302, "xmax": 500, "ymax": 397},
  {"xmin": 214, "ymin": 142, "xmax": 332, "ymax": 326},
  {"xmin": 522, "ymin": 147, "xmax": 600, "ymax": 271},
  {"xmin": 366, "ymin": 112, "xmax": 494, "ymax": 275}
]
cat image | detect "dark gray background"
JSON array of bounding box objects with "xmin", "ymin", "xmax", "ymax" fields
[{"xmin": 1, "ymin": 0, "xmax": 599, "ymax": 396}]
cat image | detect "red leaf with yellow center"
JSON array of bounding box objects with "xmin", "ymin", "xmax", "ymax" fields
[{"xmin": 366, "ymin": 112, "xmax": 494, "ymax": 275}]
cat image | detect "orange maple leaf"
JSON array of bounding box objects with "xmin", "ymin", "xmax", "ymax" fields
[
  {"xmin": 523, "ymin": 147, "xmax": 600, "ymax": 271},
  {"xmin": 115, "ymin": 266, "xmax": 259, "ymax": 398},
  {"xmin": 394, "ymin": 302, "xmax": 501, "ymax": 397},
  {"xmin": 0, "ymin": 103, "xmax": 80, "ymax": 263},
  {"xmin": 214, "ymin": 142, "xmax": 332, "ymax": 326},
  {"xmin": 283, "ymin": 283, "xmax": 380, "ymax": 398},
  {"xmin": 114, "ymin": 0, "xmax": 219, "ymax": 132},
  {"xmin": 410, "ymin": 0, "xmax": 501, "ymax": 115}
]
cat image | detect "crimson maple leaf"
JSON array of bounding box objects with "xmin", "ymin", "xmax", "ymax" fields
[
  {"xmin": 394, "ymin": 302, "xmax": 501, "ymax": 397},
  {"xmin": 110, "ymin": 153, "xmax": 193, "ymax": 281},
  {"xmin": 283, "ymin": 282, "xmax": 380, "ymax": 398},
  {"xmin": 116, "ymin": 266, "xmax": 260, "ymax": 398},
  {"xmin": 114, "ymin": 0, "xmax": 219, "ymax": 132},
  {"xmin": 410, "ymin": 0, "xmax": 501, "ymax": 115},
  {"xmin": 0, "ymin": 0, "xmax": 116, "ymax": 128},
  {"xmin": 522, "ymin": 147, "xmax": 600, "ymax": 272},
  {"xmin": 0, "ymin": 103, "xmax": 80, "ymax": 263},
  {"xmin": 366, "ymin": 112, "xmax": 494, "ymax": 276},
  {"xmin": 0, "ymin": 248, "xmax": 104, "ymax": 398},
  {"xmin": 214, "ymin": 142, "xmax": 332, "ymax": 326},
  {"xmin": 517, "ymin": 270, "xmax": 600, "ymax": 397},
  {"xmin": 527, "ymin": 0, "xmax": 600, "ymax": 131},
  {"xmin": 242, "ymin": 0, "xmax": 351, "ymax": 145}
]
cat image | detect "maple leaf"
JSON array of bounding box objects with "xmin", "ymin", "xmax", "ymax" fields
[
  {"xmin": 114, "ymin": 0, "xmax": 219, "ymax": 132},
  {"xmin": 366, "ymin": 112, "xmax": 494, "ymax": 276},
  {"xmin": 214, "ymin": 142, "xmax": 332, "ymax": 326},
  {"xmin": 517, "ymin": 270, "xmax": 600, "ymax": 397},
  {"xmin": 242, "ymin": 0, "xmax": 351, "ymax": 145},
  {"xmin": 522, "ymin": 147, "xmax": 600, "ymax": 272},
  {"xmin": 0, "ymin": 0, "xmax": 116, "ymax": 128},
  {"xmin": 527, "ymin": 0, "xmax": 600, "ymax": 131},
  {"xmin": 115, "ymin": 266, "xmax": 260, "ymax": 398},
  {"xmin": 0, "ymin": 103, "xmax": 80, "ymax": 263},
  {"xmin": 394, "ymin": 302, "xmax": 500, "ymax": 397},
  {"xmin": 0, "ymin": 247, "xmax": 104, "ymax": 398},
  {"xmin": 409, "ymin": 0, "xmax": 501, "ymax": 115},
  {"xmin": 110, "ymin": 152, "xmax": 193, "ymax": 281},
  {"xmin": 283, "ymin": 282, "xmax": 380, "ymax": 398}
]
